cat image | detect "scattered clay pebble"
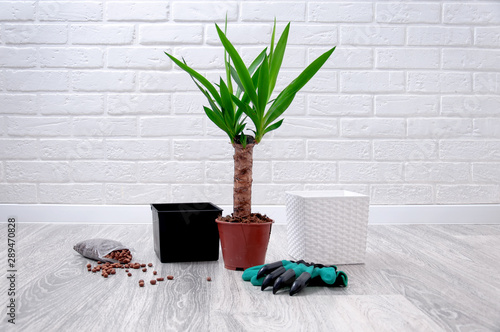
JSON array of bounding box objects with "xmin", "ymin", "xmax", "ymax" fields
[
  {"xmin": 97, "ymin": 261, "xmax": 102, "ymax": 264},
  {"xmin": 206, "ymin": 277, "xmax": 212, "ymax": 282},
  {"xmin": 85, "ymin": 259, "xmax": 170, "ymax": 286}
]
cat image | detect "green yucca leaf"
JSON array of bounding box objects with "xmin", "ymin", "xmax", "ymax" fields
[
  {"xmin": 264, "ymin": 46, "xmax": 336, "ymax": 127},
  {"xmin": 215, "ymin": 23, "xmax": 258, "ymax": 107},
  {"xmin": 240, "ymin": 131, "xmax": 247, "ymax": 148},
  {"xmin": 235, "ymin": 104, "xmax": 245, "ymax": 122},
  {"xmin": 232, "ymin": 49, "xmax": 267, "ymax": 99},
  {"xmin": 264, "ymin": 118, "xmax": 284, "ymax": 135},
  {"xmin": 249, "ymin": 49, "xmax": 267, "ymax": 75},
  {"xmin": 269, "ymin": 18, "xmax": 276, "ymax": 63},
  {"xmin": 236, "ymin": 122, "xmax": 246, "ymax": 136},
  {"xmin": 219, "ymin": 78, "xmax": 235, "ymax": 123},
  {"xmin": 264, "ymin": 91, "xmax": 296, "ymax": 128},
  {"xmin": 229, "ymin": 65, "xmax": 244, "ymax": 97},
  {"xmin": 237, "ymin": 65, "xmax": 261, "ymax": 107},
  {"xmin": 190, "ymin": 70, "xmax": 240, "ymax": 140},
  {"xmin": 257, "ymin": 54, "xmax": 270, "ymax": 116},
  {"xmin": 204, "ymin": 106, "xmax": 230, "ymax": 135},
  {"xmin": 223, "ymin": 16, "xmax": 233, "ymax": 95},
  {"xmin": 190, "ymin": 75, "xmax": 225, "ymax": 119},
  {"xmin": 232, "ymin": 95, "xmax": 261, "ymax": 131},
  {"xmin": 268, "ymin": 22, "xmax": 290, "ymax": 96},
  {"xmin": 165, "ymin": 52, "xmax": 221, "ymax": 105}
]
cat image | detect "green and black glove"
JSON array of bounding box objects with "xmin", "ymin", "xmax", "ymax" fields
[{"xmin": 242, "ymin": 260, "xmax": 348, "ymax": 296}]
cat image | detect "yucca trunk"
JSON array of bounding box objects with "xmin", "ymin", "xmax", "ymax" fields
[{"xmin": 232, "ymin": 143, "xmax": 255, "ymax": 218}]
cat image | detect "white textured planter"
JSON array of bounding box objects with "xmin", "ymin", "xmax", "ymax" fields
[{"xmin": 286, "ymin": 191, "xmax": 370, "ymax": 265}]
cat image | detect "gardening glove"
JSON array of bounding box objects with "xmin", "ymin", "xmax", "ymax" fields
[
  {"xmin": 241, "ymin": 260, "xmax": 296, "ymax": 287},
  {"xmin": 289, "ymin": 261, "xmax": 348, "ymax": 295},
  {"xmin": 242, "ymin": 260, "xmax": 348, "ymax": 296}
]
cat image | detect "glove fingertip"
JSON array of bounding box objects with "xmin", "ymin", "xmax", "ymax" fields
[
  {"xmin": 242, "ymin": 272, "xmax": 252, "ymax": 281},
  {"xmin": 250, "ymin": 275, "xmax": 264, "ymax": 286},
  {"xmin": 320, "ymin": 268, "xmax": 337, "ymax": 284},
  {"xmin": 241, "ymin": 265, "xmax": 263, "ymax": 281},
  {"xmin": 336, "ymin": 271, "xmax": 348, "ymax": 286}
]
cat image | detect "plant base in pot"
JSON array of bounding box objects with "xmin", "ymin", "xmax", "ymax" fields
[{"xmin": 216, "ymin": 213, "xmax": 273, "ymax": 270}]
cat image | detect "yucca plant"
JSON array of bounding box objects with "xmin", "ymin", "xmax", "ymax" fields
[{"xmin": 166, "ymin": 20, "xmax": 335, "ymax": 219}]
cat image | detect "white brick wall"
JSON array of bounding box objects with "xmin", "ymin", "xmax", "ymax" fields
[{"xmin": 1, "ymin": 0, "xmax": 499, "ymax": 206}]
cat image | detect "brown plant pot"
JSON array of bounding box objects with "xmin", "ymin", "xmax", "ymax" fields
[{"xmin": 216, "ymin": 218, "xmax": 273, "ymax": 270}]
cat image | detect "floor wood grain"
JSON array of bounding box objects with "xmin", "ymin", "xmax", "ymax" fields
[{"xmin": 1, "ymin": 223, "xmax": 499, "ymax": 331}]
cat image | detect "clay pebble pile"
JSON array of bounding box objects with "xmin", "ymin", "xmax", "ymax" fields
[{"xmin": 105, "ymin": 248, "xmax": 132, "ymax": 263}]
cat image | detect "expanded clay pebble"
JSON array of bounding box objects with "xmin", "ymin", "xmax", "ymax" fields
[
  {"xmin": 104, "ymin": 249, "xmax": 132, "ymax": 264},
  {"xmin": 153, "ymin": 271, "xmax": 157, "ymax": 275},
  {"xmin": 148, "ymin": 263, "xmax": 153, "ymax": 267},
  {"xmin": 157, "ymin": 277, "xmax": 164, "ymax": 281},
  {"xmin": 207, "ymin": 277, "xmax": 212, "ymax": 282},
  {"xmin": 142, "ymin": 268, "xmax": 147, "ymax": 272},
  {"xmin": 167, "ymin": 275, "xmax": 174, "ymax": 280},
  {"xmin": 150, "ymin": 280, "xmax": 156, "ymax": 285},
  {"xmin": 127, "ymin": 273, "xmax": 132, "ymax": 277}
]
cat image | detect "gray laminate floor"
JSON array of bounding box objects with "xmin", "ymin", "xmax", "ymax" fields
[{"xmin": 1, "ymin": 223, "xmax": 499, "ymax": 332}]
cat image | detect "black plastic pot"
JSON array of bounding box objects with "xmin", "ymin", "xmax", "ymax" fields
[{"xmin": 151, "ymin": 202, "xmax": 222, "ymax": 263}]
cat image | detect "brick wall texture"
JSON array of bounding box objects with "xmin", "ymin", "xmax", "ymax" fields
[{"xmin": 1, "ymin": 1, "xmax": 499, "ymax": 205}]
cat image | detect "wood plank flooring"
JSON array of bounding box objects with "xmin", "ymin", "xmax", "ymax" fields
[{"xmin": 1, "ymin": 223, "xmax": 499, "ymax": 331}]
